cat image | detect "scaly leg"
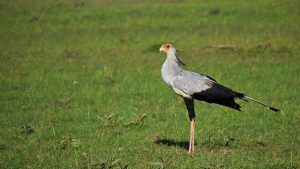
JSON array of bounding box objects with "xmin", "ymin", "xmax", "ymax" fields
[{"xmin": 189, "ymin": 118, "xmax": 195, "ymax": 154}]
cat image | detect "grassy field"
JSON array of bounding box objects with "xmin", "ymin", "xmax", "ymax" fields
[{"xmin": 0, "ymin": 0, "xmax": 300, "ymax": 168}]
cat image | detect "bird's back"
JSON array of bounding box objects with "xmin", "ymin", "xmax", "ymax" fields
[{"xmin": 161, "ymin": 58, "xmax": 215, "ymax": 96}]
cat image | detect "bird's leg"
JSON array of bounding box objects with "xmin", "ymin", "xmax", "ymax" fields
[
  {"xmin": 189, "ymin": 118, "xmax": 195, "ymax": 154},
  {"xmin": 183, "ymin": 97, "xmax": 196, "ymax": 154}
]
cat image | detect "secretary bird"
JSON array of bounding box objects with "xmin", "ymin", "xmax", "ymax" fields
[{"xmin": 159, "ymin": 43, "xmax": 279, "ymax": 154}]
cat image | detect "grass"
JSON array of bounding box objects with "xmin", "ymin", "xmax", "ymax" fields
[{"xmin": 0, "ymin": 0, "xmax": 299, "ymax": 168}]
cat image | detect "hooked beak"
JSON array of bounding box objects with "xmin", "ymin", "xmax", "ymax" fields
[{"xmin": 159, "ymin": 47, "xmax": 164, "ymax": 52}]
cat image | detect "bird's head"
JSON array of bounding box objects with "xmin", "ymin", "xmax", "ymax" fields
[
  {"xmin": 159, "ymin": 43, "xmax": 185, "ymax": 66},
  {"xmin": 159, "ymin": 43, "xmax": 176, "ymax": 54}
]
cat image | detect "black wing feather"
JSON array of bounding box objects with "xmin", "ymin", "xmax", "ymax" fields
[{"xmin": 192, "ymin": 83, "xmax": 244, "ymax": 111}]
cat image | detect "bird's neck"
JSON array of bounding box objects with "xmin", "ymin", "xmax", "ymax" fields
[
  {"xmin": 161, "ymin": 53, "xmax": 182, "ymax": 86},
  {"xmin": 165, "ymin": 52, "xmax": 184, "ymax": 67},
  {"xmin": 162, "ymin": 52, "xmax": 183, "ymax": 74}
]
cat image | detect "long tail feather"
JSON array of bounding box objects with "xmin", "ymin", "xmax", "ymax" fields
[{"xmin": 243, "ymin": 96, "xmax": 280, "ymax": 112}]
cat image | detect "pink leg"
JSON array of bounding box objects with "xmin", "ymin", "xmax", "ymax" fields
[{"xmin": 188, "ymin": 119, "xmax": 195, "ymax": 154}]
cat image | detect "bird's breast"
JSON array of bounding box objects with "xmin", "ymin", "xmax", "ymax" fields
[
  {"xmin": 161, "ymin": 60, "xmax": 182, "ymax": 87},
  {"xmin": 161, "ymin": 68, "xmax": 172, "ymax": 87}
]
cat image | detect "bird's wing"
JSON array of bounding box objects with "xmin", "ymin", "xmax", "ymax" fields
[
  {"xmin": 172, "ymin": 70, "xmax": 244, "ymax": 111},
  {"xmin": 172, "ymin": 71, "xmax": 215, "ymax": 96}
]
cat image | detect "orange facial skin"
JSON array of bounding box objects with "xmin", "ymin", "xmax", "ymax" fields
[{"xmin": 161, "ymin": 44, "xmax": 171, "ymax": 52}]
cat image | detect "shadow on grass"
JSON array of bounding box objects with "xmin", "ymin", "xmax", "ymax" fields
[
  {"xmin": 154, "ymin": 138, "xmax": 196, "ymax": 150},
  {"xmin": 154, "ymin": 137, "xmax": 236, "ymax": 150}
]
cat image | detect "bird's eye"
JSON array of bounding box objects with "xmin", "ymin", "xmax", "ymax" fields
[{"xmin": 166, "ymin": 45, "xmax": 170, "ymax": 48}]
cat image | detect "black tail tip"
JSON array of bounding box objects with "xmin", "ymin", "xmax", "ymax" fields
[{"xmin": 269, "ymin": 107, "xmax": 280, "ymax": 112}]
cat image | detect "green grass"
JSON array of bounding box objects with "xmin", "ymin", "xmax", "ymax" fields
[{"xmin": 0, "ymin": 0, "xmax": 300, "ymax": 168}]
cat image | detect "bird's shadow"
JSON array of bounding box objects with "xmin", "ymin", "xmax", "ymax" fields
[
  {"xmin": 154, "ymin": 137, "xmax": 237, "ymax": 151},
  {"xmin": 154, "ymin": 138, "xmax": 196, "ymax": 150}
]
